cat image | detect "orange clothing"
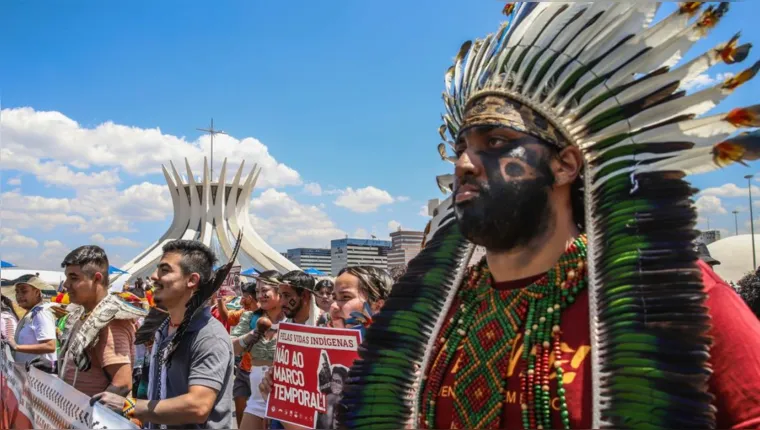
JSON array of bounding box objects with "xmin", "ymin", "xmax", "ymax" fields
[{"xmin": 60, "ymin": 319, "xmax": 135, "ymax": 397}]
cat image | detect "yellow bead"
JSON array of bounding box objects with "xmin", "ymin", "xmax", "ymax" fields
[
  {"xmin": 554, "ymin": 304, "xmax": 560, "ymax": 310},
  {"xmin": 525, "ymin": 329, "xmax": 532, "ymax": 336},
  {"xmin": 539, "ymin": 316, "xmax": 546, "ymax": 323},
  {"xmin": 554, "ymin": 361, "xmax": 562, "ymax": 369},
  {"xmin": 543, "ymin": 341, "xmax": 550, "ymax": 348},
  {"xmin": 521, "ymin": 403, "xmax": 528, "ymax": 411},
  {"xmin": 547, "ymin": 307, "xmax": 554, "ymax": 314},
  {"xmin": 577, "ymin": 261, "xmax": 585, "ymax": 270},
  {"xmin": 553, "ymin": 325, "xmax": 561, "ymax": 333},
  {"xmin": 567, "ymin": 270, "xmax": 576, "ymax": 280},
  {"xmin": 543, "ymin": 384, "xmax": 550, "ymax": 391},
  {"xmin": 533, "ymin": 324, "xmax": 539, "ymax": 330}
]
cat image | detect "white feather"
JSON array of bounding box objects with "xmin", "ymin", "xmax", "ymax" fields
[
  {"xmin": 575, "ymin": 7, "xmax": 698, "ymax": 107},
  {"xmin": 573, "ymin": 44, "xmax": 725, "ymax": 125},
  {"xmin": 581, "ymin": 81, "xmax": 730, "ymax": 143},
  {"xmin": 530, "ymin": 1, "xmax": 610, "ymax": 98}
]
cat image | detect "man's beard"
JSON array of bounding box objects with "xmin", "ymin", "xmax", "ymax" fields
[
  {"xmin": 284, "ymin": 298, "xmax": 302, "ymax": 318},
  {"xmin": 455, "ymin": 173, "xmax": 553, "ymax": 252}
]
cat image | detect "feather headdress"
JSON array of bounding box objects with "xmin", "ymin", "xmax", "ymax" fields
[{"xmin": 341, "ymin": 2, "xmax": 760, "ymax": 429}]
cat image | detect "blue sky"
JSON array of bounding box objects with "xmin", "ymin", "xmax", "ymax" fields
[{"xmin": 2, "ymin": 1, "xmax": 760, "ymax": 270}]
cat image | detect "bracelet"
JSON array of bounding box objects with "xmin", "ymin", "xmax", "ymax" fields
[
  {"xmin": 239, "ymin": 335, "xmax": 249, "ymax": 350},
  {"xmin": 122, "ymin": 396, "xmax": 137, "ymax": 418}
]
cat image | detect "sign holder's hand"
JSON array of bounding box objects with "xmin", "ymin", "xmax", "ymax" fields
[
  {"xmin": 0, "ymin": 333, "xmax": 17, "ymax": 351},
  {"xmin": 90, "ymin": 392, "xmax": 127, "ymax": 414},
  {"xmin": 259, "ymin": 367, "xmax": 274, "ymax": 397}
]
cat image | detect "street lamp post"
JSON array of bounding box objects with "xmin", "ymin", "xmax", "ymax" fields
[
  {"xmin": 733, "ymin": 209, "xmax": 740, "ymax": 236},
  {"xmin": 745, "ymin": 175, "xmax": 757, "ymax": 270}
]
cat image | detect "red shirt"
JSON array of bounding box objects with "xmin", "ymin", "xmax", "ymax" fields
[
  {"xmin": 210, "ymin": 305, "xmax": 231, "ymax": 333},
  {"xmin": 432, "ymin": 261, "xmax": 760, "ymax": 429}
]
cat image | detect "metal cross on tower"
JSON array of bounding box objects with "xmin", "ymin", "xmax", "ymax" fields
[{"xmin": 197, "ymin": 118, "xmax": 227, "ymax": 181}]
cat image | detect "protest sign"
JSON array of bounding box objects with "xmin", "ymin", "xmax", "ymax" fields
[
  {"xmin": 0, "ymin": 346, "xmax": 137, "ymax": 429},
  {"xmin": 218, "ymin": 265, "xmax": 242, "ymax": 297},
  {"xmin": 265, "ymin": 322, "xmax": 361, "ymax": 428}
]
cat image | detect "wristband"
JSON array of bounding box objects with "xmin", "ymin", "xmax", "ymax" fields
[
  {"xmin": 122, "ymin": 396, "xmax": 136, "ymax": 418},
  {"xmin": 239, "ymin": 335, "xmax": 249, "ymax": 350}
]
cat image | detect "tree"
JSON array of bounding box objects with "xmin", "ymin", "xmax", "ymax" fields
[{"xmin": 737, "ymin": 268, "xmax": 760, "ymax": 319}]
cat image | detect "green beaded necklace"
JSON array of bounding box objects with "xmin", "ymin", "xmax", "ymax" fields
[{"xmin": 419, "ymin": 235, "xmax": 588, "ymax": 429}]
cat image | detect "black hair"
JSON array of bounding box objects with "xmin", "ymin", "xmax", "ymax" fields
[
  {"xmin": 331, "ymin": 365, "xmax": 349, "ymax": 382},
  {"xmin": 258, "ymin": 270, "xmax": 281, "ymax": 280},
  {"xmin": 337, "ymin": 266, "xmax": 393, "ymax": 304},
  {"xmin": 61, "ymin": 245, "xmax": 110, "ymax": 286},
  {"xmin": 161, "ymin": 240, "xmax": 217, "ymax": 287},
  {"xmin": 242, "ymin": 282, "xmax": 257, "ymax": 296},
  {"xmin": 316, "ymin": 279, "xmax": 334, "ymax": 292},
  {"xmin": 0, "ymin": 295, "xmax": 19, "ymax": 321},
  {"xmin": 281, "ymin": 270, "xmax": 316, "ymax": 295}
]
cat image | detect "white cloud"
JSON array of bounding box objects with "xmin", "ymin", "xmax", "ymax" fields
[
  {"xmin": 701, "ymin": 183, "xmax": 760, "ymax": 198},
  {"xmin": 1, "ymin": 148, "xmax": 121, "ymax": 188},
  {"xmin": 1, "ymin": 210, "xmax": 87, "ymax": 231},
  {"xmin": 419, "ymin": 204, "xmax": 430, "ymax": 217},
  {"xmin": 694, "ymin": 195, "xmax": 727, "ymax": 215},
  {"xmin": 396, "ymin": 196, "xmax": 410, "ymax": 202},
  {"xmin": 91, "ymin": 233, "xmax": 141, "ymax": 247},
  {"xmin": 1, "ymin": 107, "xmax": 301, "ymax": 189},
  {"xmin": 0, "ymin": 227, "xmax": 39, "ymax": 248},
  {"xmin": 40, "ymin": 240, "xmax": 70, "ymax": 268},
  {"xmin": 250, "ymin": 188, "xmax": 345, "ymax": 249},
  {"xmin": 352, "ymin": 228, "xmax": 370, "ymax": 239},
  {"xmin": 334, "ymin": 186, "xmax": 395, "ymax": 213},
  {"xmin": 387, "ymin": 220, "xmax": 402, "ymax": 233},
  {"xmin": 0, "ymin": 181, "xmax": 171, "ymax": 233},
  {"xmin": 303, "ymin": 182, "xmax": 323, "ymax": 196},
  {"xmin": 7, "ymin": 177, "xmax": 21, "ymax": 186},
  {"xmin": 681, "ymin": 72, "xmax": 735, "ymax": 92}
]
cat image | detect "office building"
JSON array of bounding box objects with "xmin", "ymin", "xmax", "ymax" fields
[
  {"xmin": 285, "ymin": 248, "xmax": 332, "ymax": 275},
  {"xmin": 331, "ymin": 238, "xmax": 391, "ymax": 274},
  {"xmin": 388, "ymin": 230, "xmax": 424, "ymax": 269},
  {"xmin": 699, "ymin": 230, "xmax": 722, "ymax": 245}
]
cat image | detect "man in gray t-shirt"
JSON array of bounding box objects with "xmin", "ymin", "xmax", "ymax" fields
[
  {"xmin": 91, "ymin": 240, "xmax": 235, "ymax": 429},
  {"xmin": 145, "ymin": 308, "xmax": 235, "ymax": 429}
]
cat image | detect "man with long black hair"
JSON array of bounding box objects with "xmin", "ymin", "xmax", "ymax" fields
[{"xmin": 92, "ymin": 240, "xmax": 234, "ymax": 429}]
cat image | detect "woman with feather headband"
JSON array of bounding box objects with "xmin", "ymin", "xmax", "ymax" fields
[
  {"xmin": 92, "ymin": 238, "xmax": 241, "ymax": 429},
  {"xmin": 340, "ymin": 3, "xmax": 760, "ymax": 430}
]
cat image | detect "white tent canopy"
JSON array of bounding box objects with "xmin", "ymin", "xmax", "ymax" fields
[{"xmin": 707, "ymin": 234, "xmax": 760, "ymax": 285}]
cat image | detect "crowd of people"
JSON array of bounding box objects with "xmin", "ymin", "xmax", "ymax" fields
[{"xmin": 0, "ymin": 241, "xmax": 402, "ymax": 429}]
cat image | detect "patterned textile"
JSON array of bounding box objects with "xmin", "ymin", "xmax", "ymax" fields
[
  {"xmin": 461, "ymin": 94, "xmax": 570, "ymax": 148},
  {"xmin": 58, "ymin": 293, "xmax": 147, "ymax": 376}
]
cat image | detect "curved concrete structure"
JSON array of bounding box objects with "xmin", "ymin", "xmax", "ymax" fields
[
  {"xmin": 112, "ymin": 157, "xmax": 298, "ymax": 282},
  {"xmin": 707, "ymin": 234, "xmax": 760, "ymax": 285}
]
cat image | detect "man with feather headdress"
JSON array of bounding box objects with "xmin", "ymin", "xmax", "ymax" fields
[
  {"xmin": 341, "ymin": 3, "xmax": 760, "ymax": 430},
  {"xmin": 92, "ymin": 240, "xmax": 236, "ymax": 429}
]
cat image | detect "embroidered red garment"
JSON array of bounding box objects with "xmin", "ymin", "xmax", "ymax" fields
[{"xmin": 430, "ymin": 261, "xmax": 760, "ymax": 429}]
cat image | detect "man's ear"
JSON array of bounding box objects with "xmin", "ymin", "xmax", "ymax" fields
[
  {"xmin": 188, "ymin": 273, "xmax": 201, "ymax": 290},
  {"xmin": 552, "ymin": 145, "xmax": 583, "ymax": 187},
  {"xmin": 93, "ymin": 272, "xmax": 103, "ymax": 285}
]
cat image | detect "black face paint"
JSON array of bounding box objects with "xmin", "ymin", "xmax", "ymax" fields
[
  {"xmin": 283, "ymin": 296, "xmax": 301, "ymax": 318},
  {"xmin": 455, "ymin": 134, "xmax": 555, "ymax": 252}
]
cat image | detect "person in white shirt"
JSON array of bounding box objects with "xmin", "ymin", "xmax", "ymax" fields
[{"xmin": 1, "ymin": 276, "xmax": 57, "ymax": 370}]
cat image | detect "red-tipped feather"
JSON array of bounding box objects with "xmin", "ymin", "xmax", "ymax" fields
[{"xmin": 725, "ymin": 105, "xmax": 760, "ymax": 127}]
